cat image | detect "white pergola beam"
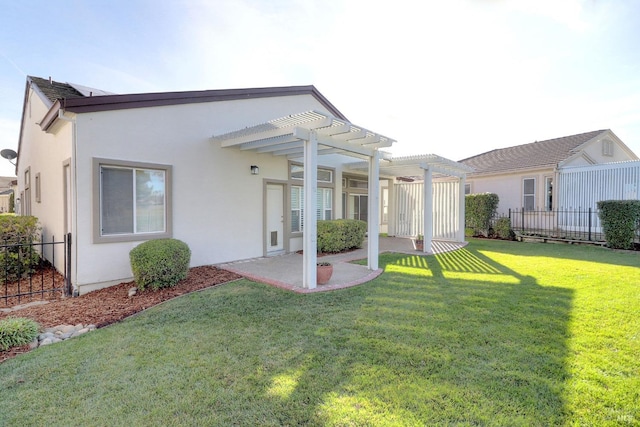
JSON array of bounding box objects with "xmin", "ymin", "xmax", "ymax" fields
[
  {"xmin": 240, "ymin": 134, "xmax": 299, "ymax": 151},
  {"xmin": 256, "ymin": 140, "xmax": 303, "ymax": 154},
  {"xmin": 216, "ymin": 115, "xmax": 333, "ymax": 147}
]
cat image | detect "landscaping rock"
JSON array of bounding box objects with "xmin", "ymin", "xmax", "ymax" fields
[{"xmin": 34, "ymin": 324, "xmax": 96, "ymax": 349}]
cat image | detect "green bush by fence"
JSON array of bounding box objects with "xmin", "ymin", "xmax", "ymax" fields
[
  {"xmin": 466, "ymin": 193, "xmax": 499, "ymax": 237},
  {"xmin": 495, "ymin": 217, "xmax": 516, "ymax": 240},
  {"xmin": 0, "ymin": 317, "xmax": 40, "ymax": 351},
  {"xmin": 597, "ymin": 200, "xmax": 640, "ymax": 250},
  {"xmin": 129, "ymin": 239, "xmax": 191, "ymax": 291},
  {"xmin": 0, "ymin": 215, "xmax": 41, "ymax": 280},
  {"xmin": 317, "ymin": 219, "xmax": 367, "ymax": 253}
]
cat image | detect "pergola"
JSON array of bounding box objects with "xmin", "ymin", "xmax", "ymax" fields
[
  {"xmin": 347, "ymin": 154, "xmax": 474, "ymax": 250},
  {"xmin": 212, "ymin": 111, "xmax": 395, "ymax": 289}
]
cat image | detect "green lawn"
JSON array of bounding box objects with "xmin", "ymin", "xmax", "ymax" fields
[{"xmin": 1, "ymin": 239, "xmax": 638, "ymax": 426}]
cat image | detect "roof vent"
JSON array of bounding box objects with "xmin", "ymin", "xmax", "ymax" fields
[{"xmin": 49, "ymin": 76, "xmax": 52, "ymax": 85}]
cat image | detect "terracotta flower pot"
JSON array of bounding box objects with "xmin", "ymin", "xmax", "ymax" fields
[
  {"xmin": 317, "ymin": 262, "xmax": 333, "ymax": 285},
  {"xmin": 415, "ymin": 240, "xmax": 424, "ymax": 251}
]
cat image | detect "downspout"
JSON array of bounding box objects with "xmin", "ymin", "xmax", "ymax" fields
[{"xmin": 56, "ymin": 109, "xmax": 79, "ymax": 296}]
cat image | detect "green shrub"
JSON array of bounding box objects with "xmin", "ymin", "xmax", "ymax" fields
[
  {"xmin": 317, "ymin": 219, "xmax": 367, "ymax": 253},
  {"xmin": 0, "ymin": 317, "xmax": 40, "ymax": 351},
  {"xmin": 466, "ymin": 193, "xmax": 499, "ymax": 236},
  {"xmin": 129, "ymin": 239, "xmax": 191, "ymax": 291},
  {"xmin": 0, "ymin": 215, "xmax": 41, "ymax": 280},
  {"xmin": 597, "ymin": 200, "xmax": 640, "ymax": 250},
  {"xmin": 495, "ymin": 217, "xmax": 516, "ymax": 240}
]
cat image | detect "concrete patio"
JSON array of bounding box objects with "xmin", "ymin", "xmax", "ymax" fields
[{"xmin": 219, "ymin": 237, "xmax": 467, "ymax": 293}]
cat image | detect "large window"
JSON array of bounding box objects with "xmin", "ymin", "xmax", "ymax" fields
[
  {"xmin": 94, "ymin": 159, "xmax": 172, "ymax": 242},
  {"xmin": 523, "ymin": 178, "xmax": 535, "ymax": 211},
  {"xmin": 290, "ymin": 186, "xmax": 332, "ymax": 233}
]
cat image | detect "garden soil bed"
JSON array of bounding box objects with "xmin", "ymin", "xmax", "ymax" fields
[{"xmin": 0, "ymin": 266, "xmax": 241, "ymax": 363}]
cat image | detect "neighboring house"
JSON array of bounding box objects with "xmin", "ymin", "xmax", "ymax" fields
[
  {"xmin": 0, "ymin": 176, "xmax": 15, "ymax": 213},
  {"xmin": 15, "ymin": 76, "xmax": 469, "ymax": 294},
  {"xmin": 459, "ymin": 130, "xmax": 639, "ymax": 214}
]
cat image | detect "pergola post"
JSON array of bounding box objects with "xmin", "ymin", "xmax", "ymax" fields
[
  {"xmin": 367, "ymin": 150, "xmax": 380, "ymax": 270},
  {"xmin": 457, "ymin": 176, "xmax": 466, "ymax": 242},
  {"xmin": 423, "ymin": 167, "xmax": 433, "ymax": 252},
  {"xmin": 302, "ymin": 130, "xmax": 318, "ymax": 289}
]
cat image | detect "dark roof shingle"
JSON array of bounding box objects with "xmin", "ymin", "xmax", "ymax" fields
[
  {"xmin": 460, "ymin": 130, "xmax": 608, "ymax": 175},
  {"xmin": 28, "ymin": 76, "xmax": 84, "ymax": 103}
]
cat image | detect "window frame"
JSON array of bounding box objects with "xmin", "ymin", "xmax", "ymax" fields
[
  {"xmin": 290, "ymin": 186, "xmax": 333, "ymax": 233},
  {"xmin": 93, "ymin": 158, "xmax": 172, "ymax": 243},
  {"xmin": 544, "ymin": 176, "xmax": 553, "ymax": 212},
  {"xmin": 523, "ymin": 178, "xmax": 536, "ymax": 211},
  {"xmin": 35, "ymin": 172, "xmax": 41, "ymax": 203}
]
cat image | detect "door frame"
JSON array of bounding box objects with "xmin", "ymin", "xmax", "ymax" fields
[{"xmin": 263, "ymin": 180, "xmax": 288, "ymax": 256}]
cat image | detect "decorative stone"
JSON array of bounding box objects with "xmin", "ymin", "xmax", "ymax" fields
[
  {"xmin": 128, "ymin": 287, "xmax": 137, "ymax": 297},
  {"xmin": 31, "ymin": 323, "xmax": 97, "ymax": 349}
]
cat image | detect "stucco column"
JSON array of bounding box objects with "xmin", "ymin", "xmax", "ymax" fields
[
  {"xmin": 302, "ymin": 131, "xmax": 318, "ymax": 289},
  {"xmin": 458, "ymin": 175, "xmax": 466, "ymax": 242},
  {"xmin": 367, "ymin": 151, "xmax": 380, "ymax": 270},
  {"xmin": 423, "ymin": 168, "xmax": 433, "ymax": 252}
]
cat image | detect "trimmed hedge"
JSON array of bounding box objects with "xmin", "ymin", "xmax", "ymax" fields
[
  {"xmin": 0, "ymin": 317, "xmax": 40, "ymax": 351},
  {"xmin": 466, "ymin": 193, "xmax": 499, "ymax": 236},
  {"xmin": 317, "ymin": 219, "xmax": 367, "ymax": 253},
  {"xmin": 597, "ymin": 200, "xmax": 640, "ymax": 249},
  {"xmin": 0, "ymin": 215, "xmax": 41, "ymax": 280},
  {"xmin": 129, "ymin": 239, "xmax": 191, "ymax": 291}
]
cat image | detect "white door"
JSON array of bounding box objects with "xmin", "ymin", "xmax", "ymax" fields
[{"xmin": 266, "ymin": 184, "xmax": 284, "ymax": 254}]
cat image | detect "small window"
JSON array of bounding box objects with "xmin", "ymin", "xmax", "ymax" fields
[
  {"xmin": 381, "ymin": 187, "xmax": 389, "ymax": 223},
  {"xmin": 523, "ymin": 178, "xmax": 535, "ymax": 211},
  {"xmin": 464, "ymin": 183, "xmax": 471, "ymax": 195},
  {"xmin": 545, "ymin": 177, "xmax": 553, "ymax": 211},
  {"xmin": 603, "ymin": 139, "xmax": 614, "ymax": 156},
  {"xmin": 290, "ymin": 164, "xmax": 333, "ymax": 182},
  {"xmin": 94, "ymin": 158, "xmax": 172, "ymax": 243},
  {"xmin": 23, "ymin": 167, "xmax": 31, "ymax": 216},
  {"xmin": 35, "ymin": 173, "xmax": 41, "ymax": 203},
  {"xmin": 349, "ymin": 179, "xmax": 368, "ymax": 189}
]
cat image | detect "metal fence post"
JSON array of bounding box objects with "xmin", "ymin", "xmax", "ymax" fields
[{"xmin": 588, "ymin": 207, "xmax": 592, "ymax": 241}]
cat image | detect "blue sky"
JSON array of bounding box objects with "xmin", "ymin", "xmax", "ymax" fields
[{"xmin": 1, "ymin": 0, "xmax": 640, "ymax": 177}]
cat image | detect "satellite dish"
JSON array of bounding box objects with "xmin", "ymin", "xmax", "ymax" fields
[{"xmin": 0, "ymin": 149, "xmax": 17, "ymax": 161}]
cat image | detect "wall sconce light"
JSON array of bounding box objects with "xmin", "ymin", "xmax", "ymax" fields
[{"xmin": 250, "ymin": 165, "xmax": 259, "ymax": 175}]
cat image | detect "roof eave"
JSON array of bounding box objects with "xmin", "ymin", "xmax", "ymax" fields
[{"xmin": 60, "ymin": 85, "xmax": 348, "ymax": 120}]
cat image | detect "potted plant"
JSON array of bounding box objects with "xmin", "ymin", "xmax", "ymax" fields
[
  {"xmin": 317, "ymin": 262, "xmax": 333, "ymax": 285},
  {"xmin": 414, "ymin": 234, "xmax": 424, "ymax": 251}
]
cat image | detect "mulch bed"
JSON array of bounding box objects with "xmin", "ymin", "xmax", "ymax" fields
[{"xmin": 0, "ymin": 265, "xmax": 242, "ymax": 363}]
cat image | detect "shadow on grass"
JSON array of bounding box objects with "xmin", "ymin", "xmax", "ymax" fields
[
  {"xmin": 0, "ymin": 246, "xmax": 575, "ymax": 425},
  {"xmin": 255, "ymin": 247, "xmax": 575, "ymax": 424}
]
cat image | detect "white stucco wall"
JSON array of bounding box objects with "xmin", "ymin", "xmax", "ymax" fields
[
  {"xmin": 69, "ymin": 94, "xmax": 340, "ymax": 292},
  {"xmin": 467, "ymin": 168, "xmax": 555, "ymax": 214},
  {"xmin": 16, "ymin": 89, "xmax": 73, "ymax": 275}
]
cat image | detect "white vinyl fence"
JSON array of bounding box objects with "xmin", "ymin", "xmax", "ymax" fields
[
  {"xmin": 557, "ymin": 160, "xmax": 640, "ymax": 230},
  {"xmin": 394, "ymin": 181, "xmax": 461, "ymax": 240}
]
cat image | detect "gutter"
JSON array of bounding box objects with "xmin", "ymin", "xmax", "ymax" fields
[
  {"xmin": 52, "ymin": 109, "xmax": 79, "ymax": 296},
  {"xmin": 39, "ymin": 99, "xmax": 62, "ymax": 133}
]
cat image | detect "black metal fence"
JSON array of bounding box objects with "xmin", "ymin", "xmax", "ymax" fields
[
  {"xmin": 1, "ymin": 233, "xmax": 71, "ymax": 306},
  {"xmin": 492, "ymin": 208, "xmax": 606, "ymax": 242}
]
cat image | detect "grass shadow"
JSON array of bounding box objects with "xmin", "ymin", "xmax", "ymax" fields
[{"xmin": 0, "ymin": 243, "xmax": 582, "ymax": 425}]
